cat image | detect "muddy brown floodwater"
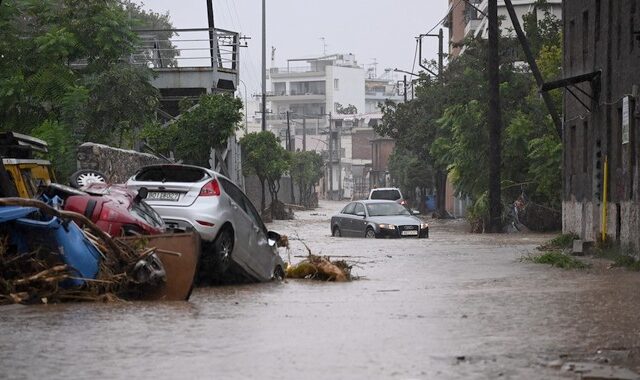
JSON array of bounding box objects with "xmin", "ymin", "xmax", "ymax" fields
[{"xmin": 2, "ymin": 200, "xmax": 640, "ymax": 379}]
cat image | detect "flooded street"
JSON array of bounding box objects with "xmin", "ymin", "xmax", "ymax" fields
[{"xmin": 2, "ymin": 200, "xmax": 640, "ymax": 379}]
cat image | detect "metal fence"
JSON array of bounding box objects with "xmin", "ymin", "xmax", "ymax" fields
[{"xmin": 132, "ymin": 27, "xmax": 240, "ymax": 72}]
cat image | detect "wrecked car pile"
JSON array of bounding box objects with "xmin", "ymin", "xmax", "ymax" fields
[{"xmin": 0, "ymin": 198, "xmax": 173, "ymax": 305}]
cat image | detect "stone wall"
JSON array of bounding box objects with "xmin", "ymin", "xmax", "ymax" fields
[{"xmin": 76, "ymin": 143, "xmax": 164, "ymax": 183}]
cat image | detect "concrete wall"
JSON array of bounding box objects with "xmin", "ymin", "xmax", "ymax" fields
[
  {"xmin": 564, "ymin": 200, "xmax": 640, "ymax": 253},
  {"xmin": 562, "ymin": 0, "xmax": 640, "ymax": 251},
  {"xmin": 327, "ymin": 65, "xmax": 365, "ymax": 115},
  {"xmin": 352, "ymin": 129, "xmax": 375, "ymax": 160},
  {"xmin": 76, "ymin": 143, "xmax": 164, "ymax": 183}
]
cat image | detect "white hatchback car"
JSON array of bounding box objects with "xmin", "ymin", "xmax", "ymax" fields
[
  {"xmin": 126, "ymin": 164, "xmax": 285, "ymax": 283},
  {"xmin": 368, "ymin": 187, "xmax": 407, "ymax": 206}
]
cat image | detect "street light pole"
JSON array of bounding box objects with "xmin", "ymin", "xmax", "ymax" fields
[
  {"xmin": 403, "ymin": 75, "xmax": 407, "ymax": 102},
  {"xmin": 328, "ymin": 112, "xmax": 333, "ymax": 200},
  {"xmin": 239, "ymin": 79, "xmax": 248, "ymax": 133},
  {"xmin": 261, "ymin": 0, "xmax": 267, "ymax": 132}
]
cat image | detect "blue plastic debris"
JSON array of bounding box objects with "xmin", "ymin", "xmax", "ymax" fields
[{"xmin": 0, "ymin": 206, "xmax": 101, "ymax": 287}]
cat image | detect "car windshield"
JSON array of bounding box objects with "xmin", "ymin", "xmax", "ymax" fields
[
  {"xmin": 366, "ymin": 202, "xmax": 410, "ymax": 216},
  {"xmin": 134, "ymin": 166, "xmax": 208, "ymax": 183},
  {"xmin": 370, "ymin": 189, "xmax": 401, "ymax": 200},
  {"xmin": 130, "ymin": 201, "xmax": 165, "ymax": 228}
]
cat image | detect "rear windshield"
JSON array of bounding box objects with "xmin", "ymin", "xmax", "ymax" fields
[
  {"xmin": 370, "ymin": 189, "xmax": 401, "ymax": 201},
  {"xmin": 134, "ymin": 166, "xmax": 209, "ymax": 183}
]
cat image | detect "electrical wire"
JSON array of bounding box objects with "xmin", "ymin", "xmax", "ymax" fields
[{"xmin": 410, "ymin": 39, "xmax": 419, "ymax": 78}]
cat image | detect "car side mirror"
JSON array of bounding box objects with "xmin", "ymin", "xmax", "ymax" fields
[
  {"xmin": 411, "ymin": 209, "xmax": 421, "ymax": 215},
  {"xmin": 356, "ymin": 211, "xmax": 366, "ymax": 217},
  {"xmin": 267, "ymin": 230, "xmax": 281, "ymax": 247},
  {"xmin": 135, "ymin": 187, "xmax": 149, "ymax": 203}
]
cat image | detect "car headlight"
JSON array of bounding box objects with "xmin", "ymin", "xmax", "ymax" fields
[
  {"xmin": 420, "ymin": 223, "xmax": 429, "ymax": 229},
  {"xmin": 379, "ymin": 224, "xmax": 396, "ymax": 229}
]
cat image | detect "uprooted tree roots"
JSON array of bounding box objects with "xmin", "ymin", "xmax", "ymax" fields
[{"xmin": 284, "ymin": 239, "xmax": 354, "ymax": 282}]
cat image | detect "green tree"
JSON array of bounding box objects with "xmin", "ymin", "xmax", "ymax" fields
[
  {"xmin": 144, "ymin": 93, "xmax": 243, "ymax": 166},
  {"xmin": 335, "ymin": 103, "xmax": 358, "ymax": 115},
  {"xmin": 0, "ymin": 0, "xmax": 164, "ymax": 178},
  {"xmin": 122, "ymin": 0, "xmax": 179, "ymax": 67},
  {"xmin": 378, "ymin": 7, "xmax": 563, "ymax": 229},
  {"xmin": 290, "ymin": 150, "xmax": 324, "ymax": 208},
  {"xmin": 240, "ymin": 131, "xmax": 291, "ymax": 212}
]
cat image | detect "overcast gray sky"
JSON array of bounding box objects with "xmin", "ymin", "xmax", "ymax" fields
[{"xmin": 137, "ymin": 0, "xmax": 449, "ymax": 95}]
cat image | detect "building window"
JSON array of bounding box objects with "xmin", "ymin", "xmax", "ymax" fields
[
  {"xmin": 583, "ymin": 120, "xmax": 589, "ymax": 174},
  {"xmin": 570, "ymin": 125, "xmax": 577, "ymax": 176},
  {"xmin": 617, "ymin": 1, "xmax": 622, "ymax": 60},
  {"xmin": 582, "ymin": 10, "xmax": 589, "ymax": 69},
  {"xmin": 595, "ymin": 0, "xmax": 601, "ymax": 42},
  {"xmin": 630, "ymin": 0, "xmax": 637, "ymax": 53},
  {"xmin": 569, "ymin": 19, "xmax": 575, "ymax": 70},
  {"xmin": 334, "ymin": 79, "xmax": 339, "ymax": 90}
]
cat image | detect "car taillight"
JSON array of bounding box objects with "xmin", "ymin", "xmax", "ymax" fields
[
  {"xmin": 199, "ymin": 179, "xmax": 221, "ymax": 196},
  {"xmin": 400, "ymin": 200, "xmax": 407, "ymax": 205}
]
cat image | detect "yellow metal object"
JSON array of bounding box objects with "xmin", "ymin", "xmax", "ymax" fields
[
  {"xmin": 601, "ymin": 155, "xmax": 608, "ymax": 242},
  {"xmin": 2, "ymin": 158, "xmax": 55, "ymax": 198}
]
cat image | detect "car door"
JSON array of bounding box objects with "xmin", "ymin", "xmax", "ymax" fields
[
  {"xmin": 352, "ymin": 202, "xmax": 368, "ymax": 236},
  {"xmin": 339, "ymin": 202, "xmax": 357, "ymax": 236},
  {"xmin": 235, "ymin": 189, "xmax": 278, "ymax": 280},
  {"xmin": 217, "ymin": 178, "xmax": 257, "ymax": 274}
]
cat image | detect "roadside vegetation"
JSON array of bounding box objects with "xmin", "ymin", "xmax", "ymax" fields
[
  {"xmin": 536, "ymin": 233, "xmax": 580, "ymax": 251},
  {"xmin": 529, "ymin": 233, "xmax": 640, "ymax": 271},
  {"xmin": 375, "ymin": 1, "xmax": 562, "ymax": 229},
  {"xmin": 523, "ymin": 251, "xmax": 590, "ymax": 270}
]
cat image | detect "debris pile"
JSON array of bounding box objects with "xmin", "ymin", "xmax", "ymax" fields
[
  {"xmin": 285, "ymin": 254, "xmax": 352, "ymax": 282},
  {"xmin": 284, "ymin": 239, "xmax": 354, "ymax": 282},
  {"xmin": 0, "ymin": 198, "xmax": 166, "ymax": 305}
]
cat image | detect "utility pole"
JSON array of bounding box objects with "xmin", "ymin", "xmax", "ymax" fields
[
  {"xmin": 488, "ymin": 0, "xmax": 502, "ymax": 233},
  {"xmin": 286, "ymin": 111, "xmax": 296, "ymax": 204},
  {"xmin": 403, "ymin": 75, "xmax": 408, "ymax": 102},
  {"xmin": 438, "ymin": 28, "xmax": 444, "ymax": 77},
  {"xmin": 261, "ymin": 0, "xmax": 266, "ymax": 132},
  {"xmin": 302, "ymin": 116, "xmax": 306, "ymax": 151},
  {"xmin": 328, "ymin": 112, "xmax": 333, "ymax": 200},
  {"xmin": 286, "ymin": 111, "xmax": 291, "ymax": 151}
]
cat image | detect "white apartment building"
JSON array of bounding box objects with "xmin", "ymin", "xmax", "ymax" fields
[{"xmin": 264, "ymin": 53, "xmax": 402, "ymax": 199}]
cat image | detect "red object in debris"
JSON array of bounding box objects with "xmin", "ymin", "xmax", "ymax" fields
[{"xmin": 64, "ymin": 184, "xmax": 165, "ymax": 237}]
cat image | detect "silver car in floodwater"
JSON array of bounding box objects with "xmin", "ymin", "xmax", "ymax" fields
[
  {"xmin": 331, "ymin": 200, "xmax": 429, "ymax": 239},
  {"xmin": 126, "ymin": 164, "xmax": 285, "ymax": 283}
]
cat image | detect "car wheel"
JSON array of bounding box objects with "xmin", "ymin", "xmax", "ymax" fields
[
  {"xmin": 214, "ymin": 227, "xmax": 234, "ymax": 275},
  {"xmin": 365, "ymin": 227, "xmax": 376, "ymax": 239},
  {"xmin": 332, "ymin": 226, "xmax": 341, "ymax": 237},
  {"xmin": 69, "ymin": 169, "xmax": 107, "ymax": 189},
  {"xmin": 273, "ymin": 265, "xmax": 285, "ymax": 281}
]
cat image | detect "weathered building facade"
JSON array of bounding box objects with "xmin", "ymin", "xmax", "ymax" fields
[{"xmin": 562, "ymin": 0, "xmax": 640, "ymax": 249}]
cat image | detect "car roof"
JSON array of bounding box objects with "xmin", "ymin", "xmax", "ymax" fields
[
  {"xmin": 370, "ymin": 187, "xmax": 400, "ymax": 191},
  {"xmin": 356, "ymin": 199, "xmax": 399, "ymax": 204}
]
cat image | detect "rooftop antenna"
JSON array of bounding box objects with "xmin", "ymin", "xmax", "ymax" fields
[
  {"xmin": 370, "ymin": 58, "xmax": 378, "ymax": 78},
  {"xmin": 320, "ymin": 37, "xmax": 327, "ymax": 55},
  {"xmin": 271, "ymin": 46, "xmax": 276, "ymax": 68}
]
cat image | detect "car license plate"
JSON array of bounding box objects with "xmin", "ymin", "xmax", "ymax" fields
[
  {"xmin": 147, "ymin": 191, "xmax": 180, "ymax": 201},
  {"xmin": 401, "ymin": 230, "xmax": 418, "ymax": 236}
]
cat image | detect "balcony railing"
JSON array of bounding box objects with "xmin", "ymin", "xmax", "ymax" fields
[
  {"xmin": 131, "ymin": 27, "xmax": 240, "ymax": 73},
  {"xmin": 269, "ymin": 66, "xmax": 325, "ymax": 75}
]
